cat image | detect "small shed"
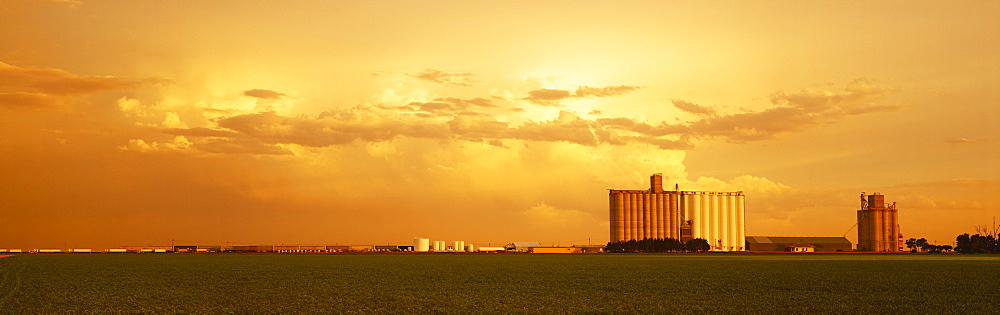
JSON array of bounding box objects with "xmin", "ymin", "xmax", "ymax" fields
[{"xmin": 786, "ymin": 243, "xmax": 816, "ymax": 252}]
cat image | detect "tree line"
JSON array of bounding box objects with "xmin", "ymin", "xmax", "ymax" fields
[
  {"xmin": 605, "ymin": 238, "xmax": 711, "ymax": 253},
  {"xmin": 955, "ymin": 222, "xmax": 999, "ymax": 254},
  {"xmin": 905, "ymin": 238, "xmax": 952, "ymax": 253}
]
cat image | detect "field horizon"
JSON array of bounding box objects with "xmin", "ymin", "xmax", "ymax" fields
[{"xmin": 1, "ymin": 253, "xmax": 997, "ymax": 312}]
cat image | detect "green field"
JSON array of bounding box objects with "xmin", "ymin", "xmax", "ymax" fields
[{"xmin": 1, "ymin": 253, "xmax": 998, "ymax": 312}]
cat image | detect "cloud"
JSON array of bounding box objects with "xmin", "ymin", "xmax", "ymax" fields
[
  {"xmin": 681, "ymin": 78, "xmax": 902, "ymax": 142},
  {"xmin": 410, "ymin": 69, "xmax": 475, "ymax": 87},
  {"xmin": 0, "ymin": 61, "xmax": 158, "ymax": 111},
  {"xmin": 118, "ymin": 136, "xmax": 192, "ymax": 153},
  {"xmin": 945, "ymin": 137, "xmax": 986, "ymax": 144},
  {"xmin": 242, "ymin": 89, "xmax": 285, "ymax": 100},
  {"xmin": 0, "ymin": 92, "xmax": 63, "ymax": 110},
  {"xmin": 522, "ymin": 85, "xmax": 641, "ymax": 105},
  {"xmin": 518, "ymin": 203, "xmax": 599, "ymax": 229},
  {"xmin": 40, "ymin": 0, "xmax": 82, "ymax": 8},
  {"xmin": 672, "ymin": 99, "xmax": 717, "ymax": 116},
  {"xmin": 385, "ymin": 97, "xmax": 497, "ymax": 117},
  {"xmin": 194, "ymin": 138, "xmax": 293, "ymax": 155},
  {"xmin": 0, "ymin": 61, "xmax": 154, "ymax": 96},
  {"xmin": 574, "ymin": 85, "xmax": 641, "ymax": 97}
]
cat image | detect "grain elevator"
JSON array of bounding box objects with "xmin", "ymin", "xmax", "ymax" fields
[{"xmin": 609, "ymin": 174, "xmax": 746, "ymax": 251}]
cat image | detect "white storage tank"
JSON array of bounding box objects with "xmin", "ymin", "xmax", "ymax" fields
[{"xmin": 414, "ymin": 237, "xmax": 430, "ymax": 252}]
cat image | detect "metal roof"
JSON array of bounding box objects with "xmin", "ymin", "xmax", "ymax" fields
[
  {"xmin": 745, "ymin": 236, "xmax": 851, "ymax": 244},
  {"xmin": 511, "ymin": 242, "xmax": 542, "ymax": 248}
]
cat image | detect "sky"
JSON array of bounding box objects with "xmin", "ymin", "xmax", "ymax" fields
[{"xmin": 1, "ymin": 1, "xmax": 997, "ymax": 249}]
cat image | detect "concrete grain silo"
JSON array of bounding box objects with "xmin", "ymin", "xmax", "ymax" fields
[
  {"xmin": 608, "ymin": 174, "xmax": 746, "ymax": 251},
  {"xmin": 857, "ymin": 193, "xmax": 901, "ymax": 252}
]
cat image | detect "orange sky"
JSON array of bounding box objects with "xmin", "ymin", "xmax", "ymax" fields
[{"xmin": 1, "ymin": 1, "xmax": 997, "ymax": 249}]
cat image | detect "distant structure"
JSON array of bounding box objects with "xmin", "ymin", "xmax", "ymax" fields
[
  {"xmin": 745, "ymin": 236, "xmax": 852, "ymax": 252},
  {"xmin": 609, "ymin": 174, "xmax": 746, "ymax": 251},
  {"xmin": 856, "ymin": 192, "xmax": 901, "ymax": 252}
]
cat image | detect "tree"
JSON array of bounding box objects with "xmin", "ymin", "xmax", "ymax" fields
[
  {"xmin": 685, "ymin": 238, "xmax": 710, "ymax": 252},
  {"xmin": 905, "ymin": 238, "xmax": 918, "ymax": 253},
  {"xmin": 915, "ymin": 238, "xmax": 929, "ymax": 252}
]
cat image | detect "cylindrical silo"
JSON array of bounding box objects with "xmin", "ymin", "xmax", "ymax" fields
[
  {"xmin": 726, "ymin": 194, "xmax": 743, "ymax": 251},
  {"xmin": 717, "ymin": 194, "xmax": 729, "ymax": 251},
  {"xmin": 639, "ymin": 193, "xmax": 648, "ymax": 239},
  {"xmin": 702, "ymin": 193, "xmax": 711, "ymax": 243},
  {"xmin": 414, "ymin": 238, "xmax": 430, "ymax": 252},
  {"xmin": 890, "ymin": 208, "xmax": 898, "ymax": 252},
  {"xmin": 701, "ymin": 193, "xmax": 719, "ymax": 250},
  {"xmin": 736, "ymin": 194, "xmax": 746, "ymax": 251},
  {"xmin": 615, "ymin": 192, "xmax": 625, "ymax": 242},
  {"xmin": 874, "ymin": 209, "xmax": 885, "ymax": 252},
  {"xmin": 609, "ymin": 193, "xmax": 616, "ymax": 242},
  {"xmin": 467, "ymin": 244, "xmax": 475, "ymax": 252},
  {"xmin": 668, "ymin": 193, "xmax": 678, "ymax": 239},
  {"xmin": 629, "ymin": 193, "xmax": 638, "ymax": 240},
  {"xmin": 654, "ymin": 194, "xmax": 664, "ymax": 239},
  {"xmin": 690, "ymin": 194, "xmax": 702, "ymax": 239},
  {"xmin": 648, "ymin": 193, "xmax": 655, "ymax": 239}
]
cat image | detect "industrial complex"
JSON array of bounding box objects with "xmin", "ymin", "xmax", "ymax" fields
[
  {"xmin": 609, "ymin": 174, "xmax": 746, "ymax": 251},
  {"xmin": 2, "ymin": 187, "xmax": 910, "ymax": 254}
]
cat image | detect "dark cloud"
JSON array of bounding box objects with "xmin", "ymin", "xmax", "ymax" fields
[
  {"xmin": 523, "ymin": 85, "xmax": 641, "ymax": 105},
  {"xmin": 410, "ymin": 69, "xmax": 475, "ymax": 87},
  {"xmin": 242, "ymin": 89, "xmax": 285, "ymax": 100}
]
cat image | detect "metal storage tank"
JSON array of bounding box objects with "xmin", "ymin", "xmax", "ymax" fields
[
  {"xmin": 453, "ymin": 241, "xmax": 465, "ymax": 252},
  {"xmin": 414, "ymin": 238, "xmax": 430, "ymax": 252}
]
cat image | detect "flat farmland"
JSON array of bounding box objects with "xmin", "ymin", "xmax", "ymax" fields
[{"xmin": 1, "ymin": 254, "xmax": 998, "ymax": 312}]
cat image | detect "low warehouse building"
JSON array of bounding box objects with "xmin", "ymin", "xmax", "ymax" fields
[
  {"xmin": 746, "ymin": 236, "xmax": 852, "ymax": 252},
  {"xmin": 530, "ymin": 247, "xmax": 583, "ymax": 254}
]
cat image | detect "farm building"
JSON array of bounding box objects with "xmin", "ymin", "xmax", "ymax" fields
[
  {"xmin": 572, "ymin": 245, "xmax": 605, "ymax": 253},
  {"xmin": 785, "ymin": 243, "xmax": 815, "ymax": 252},
  {"xmin": 506, "ymin": 242, "xmax": 542, "ymax": 252},
  {"xmin": 530, "ymin": 247, "xmax": 583, "ymax": 254},
  {"xmin": 746, "ymin": 236, "xmax": 852, "ymax": 252}
]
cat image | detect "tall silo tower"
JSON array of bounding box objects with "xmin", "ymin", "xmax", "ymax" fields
[{"xmin": 857, "ymin": 193, "xmax": 901, "ymax": 252}]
